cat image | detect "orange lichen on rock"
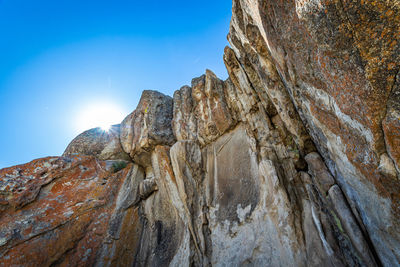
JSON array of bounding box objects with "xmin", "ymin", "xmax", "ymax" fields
[{"xmin": 0, "ymin": 156, "xmax": 134, "ymax": 266}]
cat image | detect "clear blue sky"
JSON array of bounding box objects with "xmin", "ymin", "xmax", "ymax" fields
[{"xmin": 0, "ymin": 0, "xmax": 232, "ymax": 168}]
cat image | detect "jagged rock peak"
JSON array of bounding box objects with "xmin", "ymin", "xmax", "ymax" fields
[{"xmin": 120, "ymin": 90, "xmax": 175, "ymax": 167}]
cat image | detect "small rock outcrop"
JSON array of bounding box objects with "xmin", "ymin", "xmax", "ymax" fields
[
  {"xmin": 120, "ymin": 90, "xmax": 176, "ymax": 166},
  {"xmin": 63, "ymin": 125, "xmax": 131, "ymax": 161},
  {"xmin": 1, "ymin": 0, "xmax": 399, "ymax": 266}
]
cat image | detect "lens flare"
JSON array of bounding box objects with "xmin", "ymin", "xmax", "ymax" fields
[{"xmin": 100, "ymin": 124, "xmax": 111, "ymax": 132}]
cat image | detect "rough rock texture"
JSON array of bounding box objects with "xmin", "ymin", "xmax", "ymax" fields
[
  {"xmin": 172, "ymin": 70, "xmax": 237, "ymax": 146},
  {"xmin": 1, "ymin": 0, "xmax": 399, "ymax": 266},
  {"xmin": 227, "ymin": 0, "xmax": 400, "ymax": 265},
  {"xmin": 383, "ymin": 70, "xmax": 400, "ymax": 175},
  {"xmin": 0, "ymin": 156, "xmax": 145, "ymax": 266},
  {"xmin": 120, "ymin": 90, "xmax": 176, "ymax": 166},
  {"xmin": 63, "ymin": 125, "xmax": 131, "ymax": 161}
]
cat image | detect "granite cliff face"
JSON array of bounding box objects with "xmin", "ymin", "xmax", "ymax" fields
[{"xmin": 1, "ymin": 0, "xmax": 399, "ymax": 266}]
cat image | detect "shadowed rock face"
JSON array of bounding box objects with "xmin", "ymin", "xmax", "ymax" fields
[{"xmin": 1, "ymin": 0, "xmax": 399, "ymax": 266}]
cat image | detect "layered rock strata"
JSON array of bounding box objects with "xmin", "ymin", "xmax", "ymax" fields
[
  {"xmin": 0, "ymin": 0, "xmax": 399, "ymax": 266},
  {"xmin": 227, "ymin": 0, "xmax": 400, "ymax": 265}
]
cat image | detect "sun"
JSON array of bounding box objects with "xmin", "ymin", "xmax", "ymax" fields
[{"xmin": 76, "ymin": 102, "xmax": 126, "ymax": 133}]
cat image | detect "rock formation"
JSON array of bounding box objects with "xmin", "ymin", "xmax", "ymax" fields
[
  {"xmin": 1, "ymin": 0, "xmax": 399, "ymax": 266},
  {"xmin": 63, "ymin": 124, "xmax": 131, "ymax": 161}
]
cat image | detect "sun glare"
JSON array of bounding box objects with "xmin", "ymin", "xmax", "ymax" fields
[
  {"xmin": 100, "ymin": 124, "xmax": 111, "ymax": 132},
  {"xmin": 76, "ymin": 102, "xmax": 126, "ymax": 133}
]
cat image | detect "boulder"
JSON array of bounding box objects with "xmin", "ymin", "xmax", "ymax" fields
[
  {"xmin": 172, "ymin": 86, "xmax": 197, "ymax": 141},
  {"xmin": 120, "ymin": 90, "xmax": 175, "ymax": 166},
  {"xmin": 191, "ymin": 70, "xmax": 236, "ymax": 146},
  {"xmin": 172, "ymin": 70, "xmax": 237, "ymax": 146},
  {"xmin": 63, "ymin": 125, "xmax": 131, "ymax": 161}
]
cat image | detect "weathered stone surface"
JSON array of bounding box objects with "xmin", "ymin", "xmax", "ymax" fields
[
  {"xmin": 63, "ymin": 125, "xmax": 131, "ymax": 161},
  {"xmin": 196, "ymin": 123, "xmax": 369, "ymax": 266},
  {"xmin": 299, "ymin": 171, "xmax": 338, "ymax": 267},
  {"xmin": 170, "ymin": 140, "xmax": 209, "ymax": 266},
  {"xmin": 0, "ymin": 157, "xmax": 64, "ymax": 211},
  {"xmin": 172, "ymin": 86, "xmax": 197, "ymax": 141},
  {"xmin": 95, "ymin": 164, "xmax": 145, "ymax": 267},
  {"xmin": 172, "ymin": 70, "xmax": 238, "ymax": 147},
  {"xmin": 0, "ymin": 156, "xmax": 144, "ymax": 266},
  {"xmin": 131, "ymin": 146, "xmax": 187, "ymax": 267},
  {"xmin": 204, "ymin": 125, "xmax": 259, "ymax": 224},
  {"xmin": 139, "ymin": 176, "xmax": 158, "ymax": 200},
  {"xmin": 120, "ymin": 90, "xmax": 175, "ymax": 166},
  {"xmin": 379, "ymin": 153, "xmax": 398, "ymax": 179},
  {"xmin": 228, "ymin": 0, "xmax": 400, "ymax": 265},
  {"xmin": 383, "ymin": 71, "xmax": 400, "ymax": 177},
  {"xmin": 191, "ymin": 70, "xmax": 237, "ymax": 146},
  {"xmin": 222, "ymin": 40, "xmax": 376, "ymax": 265},
  {"xmin": 328, "ymin": 185, "xmax": 377, "ymax": 266},
  {"xmin": 305, "ymin": 152, "xmax": 335, "ymax": 194}
]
